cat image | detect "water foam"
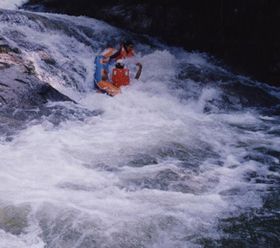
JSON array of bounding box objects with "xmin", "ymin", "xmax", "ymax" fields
[
  {"xmin": 0, "ymin": 9, "xmax": 279, "ymax": 248},
  {"xmin": 0, "ymin": 0, "xmax": 27, "ymax": 10}
]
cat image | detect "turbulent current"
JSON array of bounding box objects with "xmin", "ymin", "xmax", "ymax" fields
[{"xmin": 0, "ymin": 9, "xmax": 279, "ymax": 248}]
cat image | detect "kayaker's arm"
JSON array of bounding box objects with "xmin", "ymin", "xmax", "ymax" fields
[{"xmin": 109, "ymin": 48, "xmax": 122, "ymax": 61}]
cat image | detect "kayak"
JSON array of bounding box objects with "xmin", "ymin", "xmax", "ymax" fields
[
  {"xmin": 93, "ymin": 55, "xmax": 112, "ymax": 89},
  {"xmin": 97, "ymin": 80, "xmax": 120, "ymax": 96}
]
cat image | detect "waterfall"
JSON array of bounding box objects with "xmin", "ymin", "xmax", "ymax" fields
[{"xmin": 0, "ymin": 9, "xmax": 279, "ymax": 248}]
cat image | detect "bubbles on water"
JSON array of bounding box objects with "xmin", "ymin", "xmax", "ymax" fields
[
  {"xmin": 0, "ymin": 8, "xmax": 279, "ymax": 248},
  {"xmin": 0, "ymin": 0, "xmax": 27, "ymax": 10}
]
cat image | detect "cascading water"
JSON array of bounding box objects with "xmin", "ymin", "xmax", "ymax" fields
[
  {"xmin": 0, "ymin": 9, "xmax": 279, "ymax": 248},
  {"xmin": 0, "ymin": 0, "xmax": 28, "ymax": 10}
]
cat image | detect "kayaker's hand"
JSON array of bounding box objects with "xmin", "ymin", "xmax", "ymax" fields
[
  {"xmin": 136, "ymin": 62, "xmax": 142, "ymax": 68},
  {"xmin": 101, "ymin": 57, "xmax": 110, "ymax": 64},
  {"xmin": 135, "ymin": 63, "xmax": 142, "ymax": 80}
]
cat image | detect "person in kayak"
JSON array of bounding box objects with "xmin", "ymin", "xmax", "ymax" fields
[
  {"xmin": 96, "ymin": 59, "xmax": 142, "ymax": 96},
  {"xmin": 102, "ymin": 40, "xmax": 135, "ymax": 63},
  {"xmin": 112, "ymin": 59, "xmax": 142, "ymax": 88},
  {"xmin": 94, "ymin": 40, "xmax": 142, "ymax": 89}
]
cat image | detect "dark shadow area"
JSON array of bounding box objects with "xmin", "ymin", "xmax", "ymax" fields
[{"xmin": 23, "ymin": 0, "xmax": 280, "ymax": 86}]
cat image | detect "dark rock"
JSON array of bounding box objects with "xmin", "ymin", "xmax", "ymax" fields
[
  {"xmin": 23, "ymin": 0, "xmax": 280, "ymax": 86},
  {"xmin": 38, "ymin": 84, "xmax": 75, "ymax": 103},
  {"xmin": 0, "ymin": 32, "xmax": 76, "ymax": 135},
  {"xmin": 42, "ymin": 57, "xmax": 56, "ymax": 65},
  {"xmin": 0, "ymin": 37, "xmax": 21, "ymax": 54},
  {"xmin": 0, "ymin": 33, "xmax": 74, "ymax": 108},
  {"xmin": 0, "ymin": 63, "xmax": 73, "ymax": 108}
]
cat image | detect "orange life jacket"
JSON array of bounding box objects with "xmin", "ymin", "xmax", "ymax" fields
[{"xmin": 112, "ymin": 68, "xmax": 130, "ymax": 88}]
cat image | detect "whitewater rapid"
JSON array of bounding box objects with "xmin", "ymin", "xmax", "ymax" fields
[
  {"xmin": 0, "ymin": 9, "xmax": 279, "ymax": 248},
  {"xmin": 0, "ymin": 0, "xmax": 27, "ymax": 10}
]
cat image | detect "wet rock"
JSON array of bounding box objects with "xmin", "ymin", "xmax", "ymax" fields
[
  {"xmin": 0, "ymin": 64, "xmax": 73, "ymax": 108},
  {"xmin": 127, "ymin": 154, "xmax": 158, "ymax": 167},
  {"xmin": 0, "ymin": 33, "xmax": 73, "ymax": 108},
  {"xmin": 39, "ymin": 51, "xmax": 57, "ymax": 65},
  {"xmin": 0, "ymin": 31, "xmax": 76, "ymax": 135},
  {"xmin": 0, "ymin": 37, "xmax": 21, "ymax": 54},
  {"xmin": 0, "ymin": 205, "xmax": 30, "ymax": 235}
]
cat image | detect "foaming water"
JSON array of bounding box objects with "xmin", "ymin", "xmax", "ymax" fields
[
  {"xmin": 0, "ymin": 10, "xmax": 280, "ymax": 248},
  {"xmin": 0, "ymin": 0, "xmax": 27, "ymax": 10}
]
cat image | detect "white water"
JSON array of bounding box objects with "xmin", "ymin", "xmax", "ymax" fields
[
  {"xmin": 0, "ymin": 0, "xmax": 27, "ymax": 10},
  {"xmin": 0, "ymin": 10, "xmax": 279, "ymax": 248}
]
